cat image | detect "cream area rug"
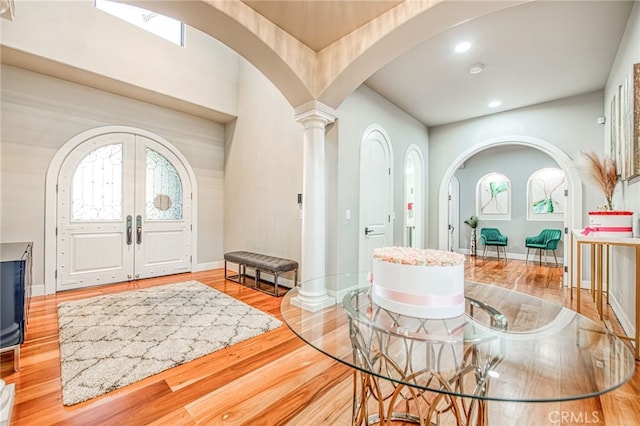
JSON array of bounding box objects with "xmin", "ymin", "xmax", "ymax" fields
[{"xmin": 57, "ymin": 280, "xmax": 282, "ymax": 406}]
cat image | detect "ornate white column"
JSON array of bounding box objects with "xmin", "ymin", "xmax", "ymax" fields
[{"xmin": 291, "ymin": 101, "xmax": 336, "ymax": 312}]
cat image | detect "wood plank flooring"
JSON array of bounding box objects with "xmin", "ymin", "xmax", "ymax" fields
[{"xmin": 2, "ymin": 258, "xmax": 639, "ymax": 425}]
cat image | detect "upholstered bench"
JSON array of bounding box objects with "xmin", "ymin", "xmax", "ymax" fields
[{"xmin": 224, "ymin": 251, "xmax": 298, "ymax": 297}]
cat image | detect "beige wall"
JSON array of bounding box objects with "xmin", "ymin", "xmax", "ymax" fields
[
  {"xmin": 1, "ymin": 0, "xmax": 239, "ymax": 120},
  {"xmin": 1, "ymin": 65, "xmax": 225, "ymax": 292},
  {"xmin": 223, "ymin": 60, "xmax": 303, "ymax": 264}
]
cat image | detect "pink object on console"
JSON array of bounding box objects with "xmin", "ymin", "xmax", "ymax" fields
[{"xmin": 583, "ymin": 211, "xmax": 633, "ymax": 238}]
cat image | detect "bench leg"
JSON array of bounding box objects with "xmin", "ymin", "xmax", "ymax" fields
[{"xmin": 224, "ymin": 260, "xmax": 244, "ymax": 284}]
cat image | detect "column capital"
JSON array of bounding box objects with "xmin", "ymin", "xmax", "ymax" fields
[{"xmin": 294, "ymin": 101, "xmax": 337, "ymax": 126}]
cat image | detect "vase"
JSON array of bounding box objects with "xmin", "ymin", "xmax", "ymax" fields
[
  {"xmin": 470, "ymin": 228, "xmax": 477, "ymax": 256},
  {"xmin": 583, "ymin": 211, "xmax": 633, "ymax": 238}
]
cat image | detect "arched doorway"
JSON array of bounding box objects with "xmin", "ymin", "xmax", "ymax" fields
[
  {"xmin": 358, "ymin": 124, "xmax": 393, "ymax": 273},
  {"xmin": 437, "ymin": 136, "xmax": 583, "ymax": 285},
  {"xmin": 448, "ymin": 176, "xmax": 460, "ymax": 252},
  {"xmin": 403, "ymin": 145, "xmax": 425, "ymax": 248},
  {"xmin": 44, "ymin": 126, "xmax": 198, "ymax": 294}
]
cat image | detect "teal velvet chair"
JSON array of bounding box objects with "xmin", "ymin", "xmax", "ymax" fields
[
  {"xmin": 480, "ymin": 228, "xmax": 508, "ymax": 260},
  {"xmin": 525, "ymin": 229, "xmax": 562, "ymax": 266}
]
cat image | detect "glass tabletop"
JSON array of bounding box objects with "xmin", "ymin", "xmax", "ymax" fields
[{"xmin": 280, "ymin": 273, "xmax": 636, "ymax": 403}]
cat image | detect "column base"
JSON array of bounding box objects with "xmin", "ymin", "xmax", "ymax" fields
[{"xmin": 291, "ymin": 290, "xmax": 335, "ymax": 312}]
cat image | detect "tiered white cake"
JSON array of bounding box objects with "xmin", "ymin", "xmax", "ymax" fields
[{"xmin": 371, "ymin": 247, "xmax": 465, "ymax": 319}]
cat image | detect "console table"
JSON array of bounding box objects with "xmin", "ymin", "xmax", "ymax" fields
[
  {"xmin": 570, "ymin": 230, "xmax": 640, "ymax": 359},
  {"xmin": 281, "ymin": 274, "xmax": 635, "ymax": 426},
  {"xmin": 0, "ymin": 242, "xmax": 33, "ymax": 371}
]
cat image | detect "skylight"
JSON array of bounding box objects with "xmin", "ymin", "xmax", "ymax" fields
[{"xmin": 95, "ymin": 0, "xmax": 184, "ymax": 46}]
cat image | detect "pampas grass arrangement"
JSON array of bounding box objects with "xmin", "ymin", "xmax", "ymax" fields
[{"xmin": 576, "ymin": 151, "xmax": 619, "ymax": 210}]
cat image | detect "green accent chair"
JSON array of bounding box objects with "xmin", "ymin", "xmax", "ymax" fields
[
  {"xmin": 525, "ymin": 229, "xmax": 562, "ymax": 266},
  {"xmin": 480, "ymin": 228, "xmax": 508, "ymax": 261}
]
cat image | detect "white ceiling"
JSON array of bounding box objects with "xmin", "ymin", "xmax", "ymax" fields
[{"xmin": 243, "ymin": 0, "xmax": 634, "ymax": 127}]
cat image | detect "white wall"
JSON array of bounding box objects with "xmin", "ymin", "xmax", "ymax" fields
[
  {"xmin": 429, "ymin": 91, "xmax": 606, "ymax": 249},
  {"xmin": 0, "ymin": 65, "xmax": 225, "ymax": 292},
  {"xmin": 333, "ymin": 85, "xmax": 429, "ymax": 280},
  {"xmin": 603, "ymin": 1, "xmax": 640, "ymax": 337},
  {"xmin": 223, "ymin": 60, "xmax": 303, "ymax": 265},
  {"xmin": 0, "ymin": 0, "xmax": 239, "ymax": 119}
]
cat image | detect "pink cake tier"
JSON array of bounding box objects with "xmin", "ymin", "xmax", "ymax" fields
[
  {"xmin": 371, "ymin": 247, "xmax": 466, "ymax": 319},
  {"xmin": 583, "ymin": 211, "xmax": 633, "ymax": 238}
]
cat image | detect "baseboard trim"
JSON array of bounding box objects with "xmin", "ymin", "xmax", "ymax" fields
[
  {"xmin": 31, "ymin": 283, "xmax": 45, "ymax": 297},
  {"xmin": 609, "ymin": 295, "xmax": 634, "ymax": 340},
  {"xmin": 196, "ymin": 261, "xmax": 223, "ymax": 271},
  {"xmin": 459, "ymin": 249, "xmax": 563, "ymax": 264}
]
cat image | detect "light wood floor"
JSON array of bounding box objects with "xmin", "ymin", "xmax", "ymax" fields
[{"xmin": 2, "ymin": 257, "xmax": 639, "ymax": 425}]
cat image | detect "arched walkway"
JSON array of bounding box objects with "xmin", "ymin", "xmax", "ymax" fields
[
  {"xmin": 131, "ymin": 1, "xmax": 521, "ymax": 110},
  {"xmin": 437, "ymin": 135, "xmax": 583, "ymax": 285}
]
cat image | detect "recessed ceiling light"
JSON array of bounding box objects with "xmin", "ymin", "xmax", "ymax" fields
[
  {"xmin": 468, "ymin": 64, "xmax": 484, "ymax": 74},
  {"xmin": 488, "ymin": 100, "xmax": 501, "ymax": 108},
  {"xmin": 454, "ymin": 42, "xmax": 471, "ymax": 53}
]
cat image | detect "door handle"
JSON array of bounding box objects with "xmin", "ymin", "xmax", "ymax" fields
[
  {"xmin": 126, "ymin": 215, "xmax": 132, "ymax": 245},
  {"xmin": 136, "ymin": 215, "xmax": 142, "ymax": 244},
  {"xmin": 364, "ymin": 227, "xmax": 374, "ymax": 236}
]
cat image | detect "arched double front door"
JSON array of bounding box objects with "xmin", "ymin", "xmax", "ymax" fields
[{"xmin": 55, "ymin": 129, "xmax": 192, "ymax": 291}]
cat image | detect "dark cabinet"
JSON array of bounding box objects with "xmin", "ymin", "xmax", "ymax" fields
[{"xmin": 1, "ymin": 242, "xmax": 32, "ymax": 371}]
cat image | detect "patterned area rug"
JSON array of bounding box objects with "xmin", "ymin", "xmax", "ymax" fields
[{"xmin": 57, "ymin": 280, "xmax": 282, "ymax": 406}]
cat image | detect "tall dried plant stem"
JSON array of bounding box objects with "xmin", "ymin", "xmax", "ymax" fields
[{"xmin": 581, "ymin": 151, "xmax": 619, "ymax": 210}]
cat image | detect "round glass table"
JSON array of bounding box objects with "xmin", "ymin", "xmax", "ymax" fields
[{"xmin": 281, "ymin": 273, "xmax": 635, "ymax": 425}]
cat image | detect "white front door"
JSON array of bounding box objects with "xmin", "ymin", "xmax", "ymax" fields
[
  {"xmin": 359, "ymin": 127, "xmax": 393, "ymax": 273},
  {"xmin": 57, "ymin": 132, "xmax": 191, "ymax": 290}
]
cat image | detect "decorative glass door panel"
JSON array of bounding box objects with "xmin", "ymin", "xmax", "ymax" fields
[
  {"xmin": 145, "ymin": 148, "xmax": 183, "ymax": 221},
  {"xmin": 134, "ymin": 137, "xmax": 191, "ymax": 280},
  {"xmin": 57, "ymin": 133, "xmax": 191, "ymax": 291}
]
